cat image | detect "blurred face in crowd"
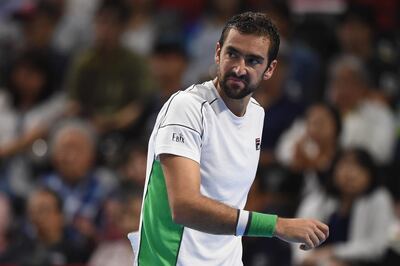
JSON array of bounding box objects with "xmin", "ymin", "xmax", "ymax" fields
[
  {"xmin": 328, "ymin": 65, "xmax": 366, "ymax": 113},
  {"xmin": 94, "ymin": 9, "xmax": 125, "ymax": 50},
  {"xmin": 28, "ymin": 190, "xmax": 63, "ymax": 239},
  {"xmin": 306, "ymin": 105, "xmax": 337, "ymax": 146},
  {"xmin": 24, "ymin": 13, "xmax": 56, "ymax": 48},
  {"xmin": 11, "ymin": 63, "xmax": 45, "ymax": 102},
  {"xmin": 333, "ymin": 153, "xmax": 371, "ymax": 198},
  {"xmin": 215, "ymin": 28, "xmax": 276, "ymax": 100},
  {"xmin": 121, "ymin": 148, "xmax": 147, "ymax": 187},
  {"xmin": 150, "ymin": 51, "xmax": 187, "ymax": 94},
  {"xmin": 338, "ymin": 18, "xmax": 372, "ymax": 56},
  {"xmin": 52, "ymin": 127, "xmax": 95, "ymax": 183}
]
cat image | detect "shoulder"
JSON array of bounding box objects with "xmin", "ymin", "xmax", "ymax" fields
[
  {"xmin": 368, "ymin": 187, "xmax": 393, "ymax": 205},
  {"xmin": 250, "ymin": 97, "xmax": 263, "ymax": 109},
  {"xmin": 360, "ymin": 100, "xmax": 395, "ymax": 120},
  {"xmin": 167, "ymin": 84, "xmax": 211, "ymax": 111},
  {"xmin": 249, "ymin": 97, "xmax": 265, "ymax": 115}
]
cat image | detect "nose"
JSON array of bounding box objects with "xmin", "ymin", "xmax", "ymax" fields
[{"xmin": 232, "ymin": 58, "xmax": 247, "ymax": 77}]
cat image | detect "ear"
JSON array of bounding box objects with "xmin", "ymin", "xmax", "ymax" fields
[
  {"xmin": 214, "ymin": 42, "xmax": 221, "ymax": 65},
  {"xmin": 263, "ymin": 60, "xmax": 278, "ymax": 80}
]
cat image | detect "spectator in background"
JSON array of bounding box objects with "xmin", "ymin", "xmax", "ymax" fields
[
  {"xmin": 0, "ymin": 50, "xmax": 65, "ymax": 203},
  {"xmin": 24, "ymin": 187, "xmax": 88, "ymax": 265},
  {"xmin": 52, "ymin": 0, "xmax": 100, "ymax": 55},
  {"xmin": 184, "ymin": 0, "xmax": 243, "ymax": 84},
  {"xmin": 327, "ymin": 54, "xmax": 396, "ymax": 166},
  {"xmin": 66, "ymin": 0, "xmax": 153, "ymax": 160},
  {"xmin": 254, "ymin": 54, "xmax": 305, "ymax": 167},
  {"xmin": 243, "ymin": 165, "xmax": 304, "ymax": 266},
  {"xmin": 89, "ymin": 183, "xmax": 142, "ymax": 266},
  {"xmin": 336, "ymin": 5, "xmax": 399, "ymax": 104},
  {"xmin": 276, "ymin": 102, "xmax": 342, "ymax": 195},
  {"xmin": 122, "ymin": 0, "xmax": 156, "ymax": 56},
  {"xmin": 5, "ymin": 0, "xmax": 70, "ymax": 89},
  {"xmin": 293, "ymin": 148, "xmax": 395, "ymax": 266},
  {"xmin": 140, "ymin": 36, "xmax": 189, "ymax": 137},
  {"xmin": 258, "ymin": 0, "xmax": 322, "ymax": 104},
  {"xmin": 16, "ymin": 0, "xmax": 69, "ymax": 89},
  {"xmin": 41, "ymin": 119, "xmax": 117, "ymax": 250},
  {"xmin": 118, "ymin": 142, "xmax": 147, "ymax": 188}
]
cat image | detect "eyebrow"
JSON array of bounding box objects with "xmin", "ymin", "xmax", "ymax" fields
[{"xmin": 226, "ymin": 46, "xmax": 265, "ymax": 63}]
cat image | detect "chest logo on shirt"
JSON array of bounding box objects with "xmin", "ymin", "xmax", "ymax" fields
[
  {"xmin": 172, "ymin": 133, "xmax": 185, "ymax": 143},
  {"xmin": 255, "ymin": 138, "xmax": 261, "ymax": 150}
]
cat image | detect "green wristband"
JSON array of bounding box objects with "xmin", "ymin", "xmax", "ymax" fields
[{"xmin": 244, "ymin": 212, "xmax": 278, "ymax": 237}]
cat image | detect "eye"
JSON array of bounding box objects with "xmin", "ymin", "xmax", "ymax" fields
[
  {"xmin": 247, "ymin": 58, "xmax": 261, "ymax": 66},
  {"xmin": 227, "ymin": 51, "xmax": 237, "ymax": 58}
]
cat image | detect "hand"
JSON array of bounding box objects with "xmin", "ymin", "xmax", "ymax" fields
[{"xmin": 274, "ymin": 217, "xmax": 329, "ymax": 250}]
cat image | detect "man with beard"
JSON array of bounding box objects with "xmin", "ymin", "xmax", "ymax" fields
[{"xmin": 133, "ymin": 12, "xmax": 329, "ymax": 265}]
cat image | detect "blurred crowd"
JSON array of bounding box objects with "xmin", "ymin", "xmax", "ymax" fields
[{"xmin": 0, "ymin": 0, "xmax": 399, "ymax": 265}]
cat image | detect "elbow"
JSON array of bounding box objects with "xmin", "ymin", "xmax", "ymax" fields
[
  {"xmin": 171, "ymin": 210, "xmax": 185, "ymax": 225},
  {"xmin": 170, "ymin": 200, "xmax": 193, "ymax": 226}
]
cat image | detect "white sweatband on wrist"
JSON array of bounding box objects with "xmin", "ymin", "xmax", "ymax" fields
[{"xmin": 235, "ymin": 209, "xmax": 250, "ymax": 236}]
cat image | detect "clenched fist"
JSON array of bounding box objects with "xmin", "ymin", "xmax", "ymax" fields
[{"xmin": 273, "ymin": 217, "xmax": 329, "ymax": 250}]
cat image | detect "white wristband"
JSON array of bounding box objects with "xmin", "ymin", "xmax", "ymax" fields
[{"xmin": 236, "ymin": 210, "xmax": 250, "ymax": 236}]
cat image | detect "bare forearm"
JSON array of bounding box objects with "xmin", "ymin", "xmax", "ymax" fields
[
  {"xmin": 172, "ymin": 194, "xmax": 238, "ymax": 235},
  {"xmin": 160, "ymin": 154, "xmax": 328, "ymax": 247}
]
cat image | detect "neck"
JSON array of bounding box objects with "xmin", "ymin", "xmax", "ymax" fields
[{"xmin": 213, "ymin": 78, "xmax": 251, "ymax": 117}]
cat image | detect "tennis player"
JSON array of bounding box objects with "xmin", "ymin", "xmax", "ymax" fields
[{"xmin": 134, "ymin": 11, "xmax": 329, "ymax": 265}]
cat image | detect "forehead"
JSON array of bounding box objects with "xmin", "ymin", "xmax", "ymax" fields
[
  {"xmin": 29, "ymin": 191, "xmax": 56, "ymax": 206},
  {"xmin": 223, "ymin": 28, "xmax": 270, "ymax": 58}
]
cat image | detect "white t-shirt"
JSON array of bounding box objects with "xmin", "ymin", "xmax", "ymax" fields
[{"xmin": 135, "ymin": 81, "xmax": 265, "ymax": 266}]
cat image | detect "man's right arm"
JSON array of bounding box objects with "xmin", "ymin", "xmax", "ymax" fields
[{"xmin": 160, "ymin": 153, "xmax": 329, "ymax": 250}]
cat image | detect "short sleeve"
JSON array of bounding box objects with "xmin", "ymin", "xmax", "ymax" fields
[{"xmin": 155, "ymin": 93, "xmax": 204, "ymax": 163}]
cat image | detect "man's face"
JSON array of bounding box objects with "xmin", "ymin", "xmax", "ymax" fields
[
  {"xmin": 52, "ymin": 129, "xmax": 94, "ymax": 182},
  {"xmin": 215, "ymin": 28, "xmax": 276, "ymax": 99},
  {"xmin": 328, "ymin": 66, "xmax": 365, "ymax": 112}
]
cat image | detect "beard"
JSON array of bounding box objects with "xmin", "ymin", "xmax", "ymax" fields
[{"xmin": 218, "ymin": 70, "xmax": 259, "ymax": 100}]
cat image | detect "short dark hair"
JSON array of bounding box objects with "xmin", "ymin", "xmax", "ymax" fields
[
  {"xmin": 7, "ymin": 49, "xmax": 55, "ymax": 108},
  {"xmin": 326, "ymin": 148, "xmax": 379, "ymax": 197},
  {"xmin": 34, "ymin": 187, "xmax": 64, "ymax": 213},
  {"xmin": 308, "ymin": 102, "xmax": 342, "ymax": 140},
  {"xmin": 218, "ymin": 12, "xmax": 280, "ymax": 66}
]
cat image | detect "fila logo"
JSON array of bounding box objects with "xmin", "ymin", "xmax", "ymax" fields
[
  {"xmin": 255, "ymin": 138, "xmax": 261, "ymax": 150},
  {"xmin": 172, "ymin": 133, "xmax": 185, "ymax": 143}
]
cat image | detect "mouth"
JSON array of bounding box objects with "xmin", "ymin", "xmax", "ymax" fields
[{"xmin": 227, "ymin": 77, "xmax": 247, "ymax": 86}]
